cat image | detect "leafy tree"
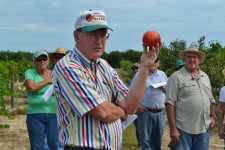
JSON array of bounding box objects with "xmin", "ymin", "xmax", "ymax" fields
[
  {"xmin": 0, "ymin": 61, "xmax": 13, "ymax": 116},
  {"xmin": 169, "ymin": 39, "xmax": 186, "ymax": 51},
  {"xmin": 104, "ymin": 50, "xmax": 141, "ymax": 68},
  {"xmin": 0, "ymin": 51, "xmax": 33, "ymax": 62},
  {"xmin": 197, "ymin": 36, "xmax": 206, "ymax": 51},
  {"xmin": 159, "ymin": 47, "xmax": 178, "ymax": 76},
  {"xmin": 201, "ymin": 47, "xmax": 225, "ymax": 100},
  {"xmin": 107, "ymin": 51, "xmax": 123, "ymax": 68},
  {"xmin": 119, "ymin": 60, "xmax": 133, "ymax": 84},
  {"xmin": 101, "ymin": 52, "xmax": 109, "ymax": 60},
  {"xmin": 207, "ymin": 41, "xmax": 223, "ymax": 58},
  {"xmin": 121, "ymin": 49, "xmax": 141, "ymax": 63},
  {"xmin": 16, "ymin": 59, "xmax": 33, "ymax": 81},
  {"xmin": 0, "ymin": 59, "xmax": 32, "ymax": 116}
]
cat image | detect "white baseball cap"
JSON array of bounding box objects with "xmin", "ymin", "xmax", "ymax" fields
[
  {"xmin": 75, "ymin": 9, "xmax": 113, "ymax": 32},
  {"xmin": 33, "ymin": 51, "xmax": 48, "ymax": 60}
]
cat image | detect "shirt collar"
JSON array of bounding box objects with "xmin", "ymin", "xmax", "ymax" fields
[
  {"xmin": 182, "ymin": 67, "xmax": 204, "ymax": 80},
  {"xmin": 149, "ymin": 69, "xmax": 159, "ymax": 75},
  {"xmin": 73, "ymin": 47, "xmax": 100, "ymax": 68}
]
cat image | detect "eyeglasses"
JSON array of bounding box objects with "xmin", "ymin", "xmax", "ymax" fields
[
  {"xmin": 35, "ymin": 57, "xmax": 48, "ymax": 62},
  {"xmin": 88, "ymin": 32, "xmax": 110, "ymax": 39}
]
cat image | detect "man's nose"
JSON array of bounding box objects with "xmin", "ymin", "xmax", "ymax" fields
[{"xmin": 94, "ymin": 34, "xmax": 104, "ymax": 43}]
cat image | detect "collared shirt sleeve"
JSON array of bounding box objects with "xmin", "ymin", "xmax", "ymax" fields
[
  {"xmin": 110, "ymin": 67, "xmax": 128, "ymax": 103},
  {"xmin": 54, "ymin": 65, "xmax": 105, "ymax": 117},
  {"xmin": 165, "ymin": 73, "xmax": 179, "ymax": 105},
  {"xmin": 219, "ymin": 87, "xmax": 225, "ymax": 102}
]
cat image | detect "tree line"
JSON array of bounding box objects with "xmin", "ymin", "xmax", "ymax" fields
[{"xmin": 0, "ymin": 39, "xmax": 225, "ymax": 104}]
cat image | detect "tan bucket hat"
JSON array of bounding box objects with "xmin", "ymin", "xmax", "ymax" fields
[
  {"xmin": 54, "ymin": 48, "xmax": 67, "ymax": 54},
  {"xmin": 179, "ymin": 47, "xmax": 206, "ymax": 63}
]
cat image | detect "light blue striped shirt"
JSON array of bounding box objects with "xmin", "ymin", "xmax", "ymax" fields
[{"xmin": 141, "ymin": 70, "xmax": 167, "ymax": 109}]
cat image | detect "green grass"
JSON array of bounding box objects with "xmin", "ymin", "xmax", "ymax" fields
[
  {"xmin": 123, "ymin": 124, "xmax": 139, "ymax": 150},
  {"xmin": 0, "ymin": 124, "xmax": 10, "ymax": 128}
]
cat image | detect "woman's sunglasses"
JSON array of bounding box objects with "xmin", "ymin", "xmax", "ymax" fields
[{"xmin": 35, "ymin": 57, "xmax": 48, "ymax": 62}]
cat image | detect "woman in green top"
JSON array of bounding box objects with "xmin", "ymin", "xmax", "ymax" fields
[{"xmin": 24, "ymin": 51, "xmax": 60, "ymax": 150}]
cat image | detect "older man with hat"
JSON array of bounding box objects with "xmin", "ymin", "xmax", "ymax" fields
[
  {"xmin": 165, "ymin": 44, "xmax": 216, "ymax": 150},
  {"xmin": 49, "ymin": 48, "xmax": 67, "ymax": 69},
  {"xmin": 52, "ymin": 9, "xmax": 160, "ymax": 150}
]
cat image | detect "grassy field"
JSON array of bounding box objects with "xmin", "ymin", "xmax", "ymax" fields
[
  {"xmin": 123, "ymin": 124, "xmax": 171, "ymax": 150},
  {"xmin": 123, "ymin": 125, "xmax": 139, "ymax": 150}
]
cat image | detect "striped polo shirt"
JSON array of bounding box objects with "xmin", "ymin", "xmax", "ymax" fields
[{"xmin": 52, "ymin": 48, "xmax": 128, "ymax": 150}]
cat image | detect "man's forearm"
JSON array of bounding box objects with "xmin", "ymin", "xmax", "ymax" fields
[
  {"xmin": 118, "ymin": 66, "xmax": 149, "ymax": 114},
  {"xmin": 25, "ymin": 80, "xmax": 50, "ymax": 92},
  {"xmin": 210, "ymin": 103, "xmax": 216, "ymax": 117},
  {"xmin": 166, "ymin": 103, "xmax": 177, "ymax": 131},
  {"xmin": 103, "ymin": 104, "xmax": 125, "ymax": 123},
  {"xmin": 91, "ymin": 101, "xmax": 125, "ymax": 123}
]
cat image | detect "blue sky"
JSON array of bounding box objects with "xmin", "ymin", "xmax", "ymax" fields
[{"xmin": 0, "ymin": 0, "xmax": 224, "ymax": 53}]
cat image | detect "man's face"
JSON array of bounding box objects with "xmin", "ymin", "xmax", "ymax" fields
[
  {"xmin": 75, "ymin": 28, "xmax": 108, "ymax": 61},
  {"xmin": 184, "ymin": 53, "xmax": 200, "ymax": 71},
  {"xmin": 150, "ymin": 60, "xmax": 159, "ymax": 73},
  {"xmin": 52, "ymin": 53, "xmax": 65, "ymax": 64}
]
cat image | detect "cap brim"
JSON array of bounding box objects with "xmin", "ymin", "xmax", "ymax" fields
[
  {"xmin": 82, "ymin": 24, "xmax": 113, "ymax": 32},
  {"xmin": 36, "ymin": 54, "xmax": 48, "ymax": 58}
]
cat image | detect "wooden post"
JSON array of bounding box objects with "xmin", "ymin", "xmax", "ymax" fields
[{"xmin": 10, "ymin": 74, "xmax": 15, "ymax": 108}]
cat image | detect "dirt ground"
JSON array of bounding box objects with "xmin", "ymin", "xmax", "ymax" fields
[
  {"xmin": 0, "ymin": 114, "xmax": 224, "ymax": 150},
  {"xmin": 0, "ymin": 115, "xmax": 29, "ymax": 150},
  {"xmin": 161, "ymin": 122, "xmax": 225, "ymax": 150}
]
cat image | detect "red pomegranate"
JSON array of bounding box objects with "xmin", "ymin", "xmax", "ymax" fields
[{"xmin": 142, "ymin": 31, "xmax": 161, "ymax": 49}]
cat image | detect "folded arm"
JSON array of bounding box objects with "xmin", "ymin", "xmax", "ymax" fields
[
  {"xmin": 24, "ymin": 79, "xmax": 51, "ymax": 92},
  {"xmin": 90, "ymin": 101, "xmax": 125, "ymax": 123}
]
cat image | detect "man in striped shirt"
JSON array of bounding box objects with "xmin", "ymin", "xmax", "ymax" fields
[{"xmin": 53, "ymin": 9, "xmax": 161, "ymax": 150}]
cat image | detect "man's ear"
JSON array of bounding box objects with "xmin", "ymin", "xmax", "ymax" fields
[{"xmin": 74, "ymin": 30, "xmax": 79, "ymax": 42}]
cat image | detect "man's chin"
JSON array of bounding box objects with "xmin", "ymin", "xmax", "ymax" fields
[
  {"xmin": 92, "ymin": 55, "xmax": 101, "ymax": 60},
  {"xmin": 93, "ymin": 52, "xmax": 103, "ymax": 58}
]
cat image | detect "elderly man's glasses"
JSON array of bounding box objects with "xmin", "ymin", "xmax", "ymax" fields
[{"xmin": 88, "ymin": 32, "xmax": 110, "ymax": 39}]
